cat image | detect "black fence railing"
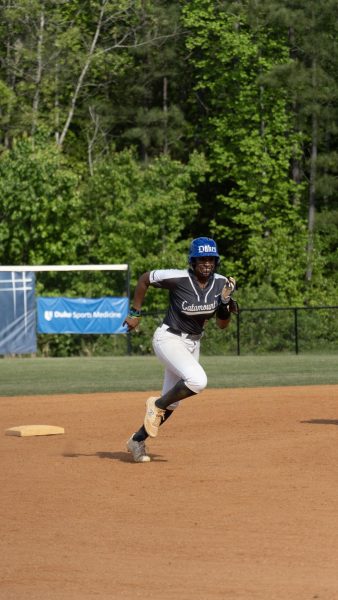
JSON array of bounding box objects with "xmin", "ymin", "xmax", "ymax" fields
[
  {"xmin": 235, "ymin": 305, "xmax": 338, "ymax": 355},
  {"xmin": 130, "ymin": 305, "xmax": 338, "ymax": 356}
]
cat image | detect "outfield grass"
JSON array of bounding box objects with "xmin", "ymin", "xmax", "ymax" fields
[{"xmin": 0, "ymin": 354, "xmax": 337, "ymax": 397}]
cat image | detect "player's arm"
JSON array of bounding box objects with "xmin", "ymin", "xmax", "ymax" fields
[
  {"xmin": 216, "ymin": 313, "xmax": 231, "ymax": 330},
  {"xmin": 124, "ymin": 272, "xmax": 151, "ymax": 331},
  {"xmin": 215, "ymin": 305, "xmax": 231, "ymax": 330},
  {"xmin": 215, "ymin": 276, "xmax": 238, "ymax": 330}
]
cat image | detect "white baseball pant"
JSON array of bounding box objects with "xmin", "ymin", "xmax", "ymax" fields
[{"xmin": 152, "ymin": 324, "xmax": 207, "ymax": 409}]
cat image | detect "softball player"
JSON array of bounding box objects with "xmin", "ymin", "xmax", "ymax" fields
[{"xmin": 124, "ymin": 237, "xmax": 237, "ymax": 462}]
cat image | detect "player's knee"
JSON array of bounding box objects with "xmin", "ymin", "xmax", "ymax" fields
[
  {"xmin": 196, "ymin": 372, "xmax": 208, "ymax": 393},
  {"xmin": 186, "ymin": 371, "xmax": 207, "ymax": 394}
]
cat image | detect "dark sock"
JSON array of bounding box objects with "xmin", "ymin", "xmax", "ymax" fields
[
  {"xmin": 133, "ymin": 408, "xmax": 173, "ymax": 442},
  {"xmin": 155, "ymin": 379, "xmax": 196, "ymax": 410},
  {"xmin": 132, "ymin": 381, "xmax": 196, "ymax": 443}
]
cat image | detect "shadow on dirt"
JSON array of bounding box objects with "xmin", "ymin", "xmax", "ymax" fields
[
  {"xmin": 300, "ymin": 419, "xmax": 338, "ymax": 426},
  {"xmin": 62, "ymin": 450, "xmax": 167, "ymax": 462}
]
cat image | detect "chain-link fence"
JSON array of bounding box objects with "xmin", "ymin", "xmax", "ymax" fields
[
  {"xmin": 235, "ymin": 306, "xmax": 338, "ymax": 355},
  {"xmin": 36, "ymin": 305, "xmax": 338, "ymax": 356},
  {"xmin": 128, "ymin": 306, "xmax": 338, "ymax": 356}
]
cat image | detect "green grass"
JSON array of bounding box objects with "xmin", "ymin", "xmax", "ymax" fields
[{"xmin": 0, "ymin": 354, "xmax": 337, "ymax": 396}]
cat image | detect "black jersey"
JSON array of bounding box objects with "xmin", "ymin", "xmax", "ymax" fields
[{"xmin": 149, "ymin": 268, "xmax": 229, "ymax": 335}]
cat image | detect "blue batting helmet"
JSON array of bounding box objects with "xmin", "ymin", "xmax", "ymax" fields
[{"xmin": 188, "ymin": 237, "xmax": 220, "ymax": 265}]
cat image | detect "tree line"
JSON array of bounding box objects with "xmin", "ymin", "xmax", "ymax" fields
[{"xmin": 1, "ymin": 0, "xmax": 337, "ymax": 314}]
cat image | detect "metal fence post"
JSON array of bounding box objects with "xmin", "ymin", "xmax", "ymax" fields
[
  {"xmin": 236, "ymin": 311, "xmax": 241, "ymax": 356},
  {"xmin": 294, "ymin": 308, "xmax": 299, "ymax": 355},
  {"xmin": 126, "ymin": 266, "xmax": 132, "ymax": 356}
]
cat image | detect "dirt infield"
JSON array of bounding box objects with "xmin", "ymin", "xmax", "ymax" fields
[{"xmin": 1, "ymin": 385, "xmax": 338, "ymax": 600}]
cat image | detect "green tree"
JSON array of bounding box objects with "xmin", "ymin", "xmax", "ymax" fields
[
  {"xmin": 255, "ymin": 0, "xmax": 338, "ymax": 282},
  {"xmin": 0, "ymin": 0, "xmax": 188, "ymax": 167},
  {"xmin": 182, "ymin": 0, "xmax": 307, "ymax": 299},
  {"xmin": 80, "ymin": 147, "xmax": 208, "ymax": 304},
  {"xmin": 113, "ymin": 1, "xmax": 189, "ymax": 161},
  {"xmin": 0, "ymin": 134, "xmax": 82, "ymax": 266}
]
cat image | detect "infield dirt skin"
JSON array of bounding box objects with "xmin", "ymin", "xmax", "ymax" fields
[{"xmin": 1, "ymin": 386, "xmax": 338, "ymax": 600}]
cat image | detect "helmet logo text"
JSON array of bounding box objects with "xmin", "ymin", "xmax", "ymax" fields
[{"xmin": 198, "ymin": 244, "xmax": 217, "ymax": 253}]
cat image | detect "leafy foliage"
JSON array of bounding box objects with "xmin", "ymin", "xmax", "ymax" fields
[
  {"xmin": 0, "ymin": 135, "xmax": 81, "ymax": 266},
  {"xmin": 182, "ymin": 0, "xmax": 307, "ymax": 292},
  {"xmin": 79, "ymin": 147, "xmax": 208, "ymax": 304},
  {"xmin": 0, "ymin": 0, "xmax": 337, "ymax": 355}
]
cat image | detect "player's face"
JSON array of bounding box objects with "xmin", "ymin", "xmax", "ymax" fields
[{"xmin": 194, "ymin": 256, "xmax": 216, "ymax": 280}]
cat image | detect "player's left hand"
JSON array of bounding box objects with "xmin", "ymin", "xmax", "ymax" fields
[
  {"xmin": 221, "ymin": 276, "xmax": 236, "ymax": 304},
  {"xmin": 228, "ymin": 297, "xmax": 239, "ymax": 314}
]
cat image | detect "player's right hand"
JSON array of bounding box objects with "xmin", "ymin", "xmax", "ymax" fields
[{"xmin": 123, "ymin": 316, "xmax": 140, "ymax": 331}]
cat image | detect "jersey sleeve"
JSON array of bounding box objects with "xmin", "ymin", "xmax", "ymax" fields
[{"xmin": 149, "ymin": 269, "xmax": 187, "ymax": 289}]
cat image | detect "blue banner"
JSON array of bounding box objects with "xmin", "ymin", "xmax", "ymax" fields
[
  {"xmin": 37, "ymin": 297, "xmax": 128, "ymax": 334},
  {"xmin": 0, "ymin": 271, "xmax": 37, "ymax": 354}
]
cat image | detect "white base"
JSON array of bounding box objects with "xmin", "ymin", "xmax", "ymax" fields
[{"xmin": 5, "ymin": 425, "xmax": 65, "ymax": 437}]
